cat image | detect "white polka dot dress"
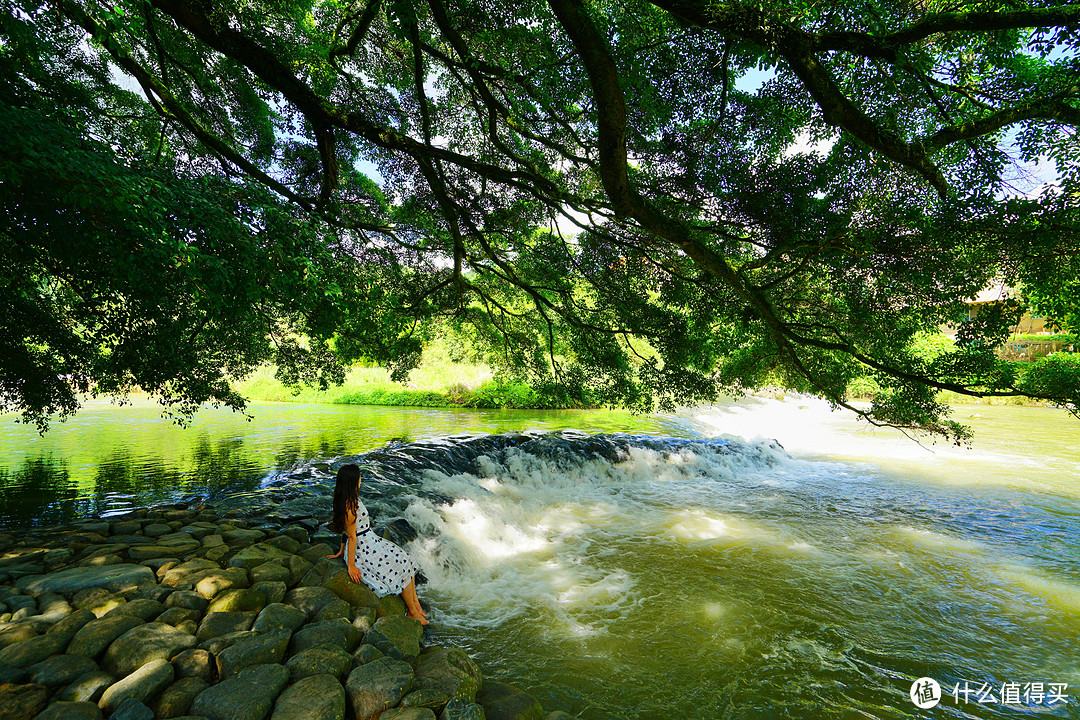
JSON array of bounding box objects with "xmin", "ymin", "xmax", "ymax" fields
[{"xmin": 353, "ymin": 499, "xmax": 419, "ymax": 597}]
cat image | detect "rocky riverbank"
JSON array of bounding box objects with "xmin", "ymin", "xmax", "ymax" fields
[{"xmin": 0, "ymin": 504, "xmax": 572, "ymax": 720}]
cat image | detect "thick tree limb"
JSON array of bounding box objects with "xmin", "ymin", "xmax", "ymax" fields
[
  {"xmin": 924, "ymin": 94, "xmax": 1080, "ymax": 151},
  {"xmin": 814, "ymin": 6, "xmax": 1080, "ymax": 59}
]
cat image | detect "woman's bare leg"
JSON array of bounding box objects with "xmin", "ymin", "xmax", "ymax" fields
[{"xmin": 401, "ymin": 577, "xmax": 428, "ymax": 625}]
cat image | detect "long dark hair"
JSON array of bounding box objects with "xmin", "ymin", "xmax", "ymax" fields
[{"xmin": 331, "ymin": 464, "xmax": 361, "ymax": 533}]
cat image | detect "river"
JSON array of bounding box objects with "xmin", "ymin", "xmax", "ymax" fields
[{"xmin": 1, "ymin": 397, "xmax": 1078, "ymax": 719}]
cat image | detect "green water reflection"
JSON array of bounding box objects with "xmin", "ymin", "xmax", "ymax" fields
[{"xmin": 0, "ymin": 398, "xmax": 667, "ymax": 527}]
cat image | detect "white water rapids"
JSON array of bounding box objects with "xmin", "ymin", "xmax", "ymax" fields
[{"xmin": 391, "ymin": 398, "xmax": 1080, "ymax": 719}]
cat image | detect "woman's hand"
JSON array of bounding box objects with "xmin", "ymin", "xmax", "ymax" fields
[
  {"xmin": 347, "ymin": 565, "xmax": 363, "ymax": 584},
  {"xmin": 327, "ymin": 549, "xmax": 343, "ymax": 560}
]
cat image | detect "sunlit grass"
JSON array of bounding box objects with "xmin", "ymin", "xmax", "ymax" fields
[{"xmin": 234, "ymin": 352, "xmax": 585, "ymax": 410}]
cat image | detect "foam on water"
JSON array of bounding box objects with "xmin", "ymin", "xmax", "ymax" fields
[
  {"xmin": 396, "ymin": 434, "xmax": 791, "ymax": 634},
  {"xmin": 350, "ymin": 411, "xmax": 1080, "ymax": 718}
]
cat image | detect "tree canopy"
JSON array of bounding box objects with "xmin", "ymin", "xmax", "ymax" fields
[{"xmin": 1, "ymin": 0, "xmax": 1079, "ymax": 438}]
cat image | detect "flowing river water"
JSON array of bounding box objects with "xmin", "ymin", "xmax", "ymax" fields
[{"xmin": 1, "ymin": 398, "xmax": 1078, "ymax": 719}]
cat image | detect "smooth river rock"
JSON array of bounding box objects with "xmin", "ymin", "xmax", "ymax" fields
[
  {"xmin": 44, "ymin": 608, "xmax": 96, "ymax": 644},
  {"xmin": 0, "ymin": 682, "xmax": 47, "ymax": 719},
  {"xmin": 251, "ymin": 603, "xmax": 306, "ymax": 634},
  {"xmin": 282, "ymin": 586, "xmax": 340, "ymax": 621},
  {"xmin": 268, "ymin": 673, "xmax": 346, "ymax": 720},
  {"xmin": 363, "ymin": 616, "xmax": 423, "ymax": 662},
  {"xmin": 283, "ymin": 646, "xmax": 352, "ymax": 683},
  {"xmin": 67, "ymin": 614, "xmax": 144, "ymax": 660},
  {"xmin": 345, "ymin": 657, "xmax": 414, "ymax": 720},
  {"xmin": 412, "ymin": 647, "xmax": 482, "ymax": 703},
  {"xmin": 189, "ymin": 662, "xmax": 290, "ymax": 720},
  {"xmin": 15, "ymin": 565, "xmax": 155, "ymax": 597},
  {"xmin": 0, "ymin": 633, "xmax": 67, "ymax": 668},
  {"xmin": 151, "ymin": 676, "xmax": 209, "ymax": 718},
  {"xmin": 25, "ymin": 653, "xmax": 100, "ymax": 687},
  {"xmin": 196, "ymin": 612, "xmax": 256, "ymax": 642},
  {"xmin": 439, "ymin": 698, "xmax": 487, "ymax": 720},
  {"xmin": 289, "ymin": 617, "xmax": 362, "ymax": 655},
  {"xmin": 102, "ymin": 622, "xmax": 197, "ymax": 677},
  {"xmin": 98, "ymin": 658, "xmax": 175, "ymax": 713},
  {"xmin": 215, "ymin": 629, "xmax": 291, "ymax": 679}
]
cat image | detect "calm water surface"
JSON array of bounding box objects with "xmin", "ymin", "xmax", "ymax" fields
[
  {"xmin": 1, "ymin": 397, "xmax": 1078, "ymax": 719},
  {"xmin": 0, "ymin": 399, "xmax": 673, "ymax": 526}
]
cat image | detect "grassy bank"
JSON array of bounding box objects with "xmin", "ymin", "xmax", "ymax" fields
[{"xmin": 235, "ymin": 360, "xmax": 587, "ymax": 410}]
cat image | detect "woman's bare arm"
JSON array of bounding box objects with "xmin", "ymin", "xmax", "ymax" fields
[
  {"xmin": 327, "ymin": 539, "xmax": 344, "ymax": 560},
  {"xmin": 342, "ymin": 507, "xmax": 362, "ymax": 583}
]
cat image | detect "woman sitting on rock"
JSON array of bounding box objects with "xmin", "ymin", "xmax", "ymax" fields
[{"xmin": 327, "ymin": 463, "xmax": 428, "ymax": 625}]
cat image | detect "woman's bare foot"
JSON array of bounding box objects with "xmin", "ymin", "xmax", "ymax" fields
[{"xmin": 407, "ymin": 609, "xmax": 429, "ymax": 626}]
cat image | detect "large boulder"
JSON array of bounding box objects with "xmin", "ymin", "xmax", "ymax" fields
[
  {"xmin": 268, "ymin": 673, "xmax": 346, "ymax": 720},
  {"xmin": 262, "ymin": 535, "xmax": 301, "ymax": 555},
  {"xmin": 281, "ymin": 555, "xmax": 313, "ymax": 586},
  {"xmin": 98, "ymin": 658, "xmax": 174, "ymax": 713},
  {"xmin": 109, "ymin": 697, "xmax": 154, "ymax": 720},
  {"xmin": 196, "ymin": 612, "xmax": 256, "ymax": 642},
  {"xmin": 102, "ymin": 622, "xmax": 197, "ymax": 677},
  {"xmin": 250, "ymin": 581, "xmax": 286, "ymax": 605},
  {"xmin": 67, "ymin": 615, "xmax": 144, "ymax": 660},
  {"xmin": 226, "ymin": 543, "xmax": 294, "ymax": 571},
  {"xmin": 56, "ymin": 670, "xmax": 115, "ymax": 703},
  {"xmin": 170, "ymin": 649, "xmax": 213, "ymax": 682},
  {"xmin": 206, "ymin": 589, "xmax": 266, "ymax": 615},
  {"xmin": 412, "ymin": 647, "xmax": 482, "ymax": 703},
  {"xmin": 215, "ymin": 630, "xmax": 291, "ymax": 679},
  {"xmin": 151, "ymin": 676, "xmax": 209, "ymax": 718},
  {"xmin": 15, "ymin": 565, "xmax": 155, "ymax": 597},
  {"xmin": 251, "ymin": 604, "xmax": 305, "ymax": 634},
  {"xmin": 190, "ymin": 569, "xmax": 250, "ymax": 600},
  {"xmin": 377, "ymin": 595, "xmax": 407, "ymax": 619},
  {"xmin": 439, "ymin": 698, "xmax": 487, "ymax": 720},
  {"xmin": 288, "ymin": 618, "xmax": 362, "ymax": 655},
  {"xmin": 249, "ymin": 563, "xmax": 290, "ymax": 586},
  {"xmin": 106, "ymin": 598, "xmax": 164, "ymax": 622},
  {"xmin": 160, "ymin": 560, "xmax": 220, "ymax": 588},
  {"xmin": 0, "ymin": 624, "xmax": 37, "ymax": 650},
  {"xmin": 324, "ymin": 570, "xmax": 379, "ymax": 609},
  {"xmin": 362, "ymin": 617, "xmax": 423, "ymax": 662},
  {"xmin": 189, "ymin": 662, "xmax": 289, "ymax": 720},
  {"xmin": 163, "ymin": 591, "xmax": 209, "ymax": 613},
  {"xmin": 44, "ymin": 609, "xmax": 96, "ymax": 645},
  {"xmin": 0, "ymin": 633, "xmax": 67, "ymax": 668},
  {"xmin": 345, "ymin": 657, "xmax": 414, "ymax": 720},
  {"xmin": 199, "ymin": 631, "xmax": 258, "ymax": 655},
  {"xmin": 283, "ymin": 646, "xmax": 352, "ymax": 683},
  {"xmin": 282, "ymin": 586, "xmax": 339, "ymax": 621},
  {"xmin": 25, "ymin": 654, "xmax": 99, "ymax": 687},
  {"xmin": 157, "ymin": 607, "xmax": 202, "ymax": 628},
  {"xmin": 295, "ymin": 559, "xmax": 342, "ymax": 590},
  {"xmin": 221, "ymin": 529, "xmax": 266, "ymax": 547},
  {"xmin": 0, "ymin": 682, "xmax": 47, "ymax": 719}
]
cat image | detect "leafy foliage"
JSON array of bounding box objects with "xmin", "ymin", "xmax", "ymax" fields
[{"xmin": 1, "ymin": 0, "xmax": 1079, "ymax": 438}]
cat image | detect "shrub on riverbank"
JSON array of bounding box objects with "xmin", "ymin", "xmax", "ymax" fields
[{"xmin": 235, "ymin": 363, "xmax": 590, "ymax": 410}]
